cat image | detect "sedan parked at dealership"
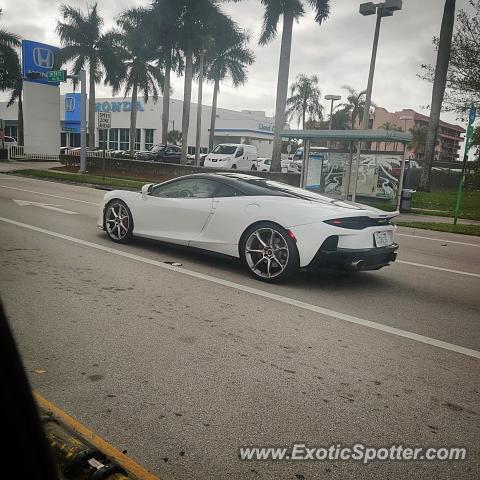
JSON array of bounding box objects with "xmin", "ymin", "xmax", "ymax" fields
[
  {"xmin": 99, "ymin": 173, "xmax": 398, "ymax": 282},
  {"xmin": 136, "ymin": 144, "xmax": 182, "ymax": 163}
]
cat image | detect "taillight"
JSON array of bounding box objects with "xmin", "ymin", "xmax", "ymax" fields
[{"xmin": 324, "ymin": 216, "xmax": 391, "ymax": 230}]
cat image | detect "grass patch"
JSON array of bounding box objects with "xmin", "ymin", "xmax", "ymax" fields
[
  {"xmin": 412, "ymin": 191, "xmax": 480, "ymax": 221},
  {"xmin": 10, "ymin": 169, "xmax": 149, "ymax": 189},
  {"xmin": 395, "ymin": 221, "xmax": 480, "ymax": 236}
]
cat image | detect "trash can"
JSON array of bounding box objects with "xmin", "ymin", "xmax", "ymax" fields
[{"xmin": 400, "ymin": 189, "xmax": 413, "ymax": 213}]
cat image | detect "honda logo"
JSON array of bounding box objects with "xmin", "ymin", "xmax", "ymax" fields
[
  {"xmin": 33, "ymin": 47, "xmax": 54, "ymax": 68},
  {"xmin": 65, "ymin": 97, "xmax": 76, "ymax": 112}
]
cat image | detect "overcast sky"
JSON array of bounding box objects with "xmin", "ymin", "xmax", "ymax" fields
[{"xmin": 0, "ymin": 0, "xmax": 473, "ymax": 127}]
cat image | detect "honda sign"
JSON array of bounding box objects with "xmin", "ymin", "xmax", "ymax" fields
[{"xmin": 22, "ymin": 40, "xmax": 59, "ymax": 86}]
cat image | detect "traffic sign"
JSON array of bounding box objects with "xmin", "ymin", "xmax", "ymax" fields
[
  {"xmin": 98, "ymin": 112, "xmax": 111, "ymax": 129},
  {"xmin": 468, "ymin": 105, "xmax": 476, "ymax": 125},
  {"xmin": 47, "ymin": 70, "xmax": 67, "ymax": 82}
]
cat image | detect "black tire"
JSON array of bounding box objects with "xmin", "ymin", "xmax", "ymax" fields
[
  {"xmin": 239, "ymin": 221, "xmax": 300, "ymax": 283},
  {"xmin": 231, "ymin": 164, "xmax": 237, "ymax": 169},
  {"xmin": 104, "ymin": 199, "xmax": 134, "ymax": 244},
  {"xmin": 251, "ymin": 164, "xmax": 257, "ymax": 171}
]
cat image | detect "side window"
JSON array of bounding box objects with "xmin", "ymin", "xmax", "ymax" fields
[
  {"xmin": 151, "ymin": 179, "xmax": 218, "ymax": 199},
  {"xmin": 235, "ymin": 147, "xmax": 244, "ymax": 158},
  {"xmin": 214, "ymin": 184, "xmax": 243, "ymax": 198}
]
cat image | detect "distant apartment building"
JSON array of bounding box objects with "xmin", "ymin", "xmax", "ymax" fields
[{"xmin": 367, "ymin": 107, "xmax": 465, "ymax": 162}]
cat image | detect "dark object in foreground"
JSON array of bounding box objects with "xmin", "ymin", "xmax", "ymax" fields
[{"xmin": 0, "ymin": 301, "xmax": 59, "ymax": 479}]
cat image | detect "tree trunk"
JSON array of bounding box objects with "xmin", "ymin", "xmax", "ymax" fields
[
  {"xmin": 88, "ymin": 64, "xmax": 96, "ymax": 149},
  {"xmin": 420, "ymin": 0, "xmax": 456, "ymax": 191},
  {"xmin": 271, "ymin": 10, "xmax": 294, "ymax": 172},
  {"xmin": 181, "ymin": 43, "xmax": 193, "ymax": 165},
  {"xmin": 302, "ymin": 107, "xmax": 306, "ymax": 130},
  {"xmin": 130, "ymin": 80, "xmax": 138, "ymax": 157},
  {"xmin": 162, "ymin": 45, "xmax": 172, "ymax": 145},
  {"xmin": 17, "ymin": 91, "xmax": 24, "ymax": 146},
  {"xmin": 209, "ymin": 78, "xmax": 219, "ymax": 152}
]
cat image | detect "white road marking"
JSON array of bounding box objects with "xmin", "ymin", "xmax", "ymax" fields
[
  {"xmin": 13, "ymin": 199, "xmax": 79, "ymax": 215},
  {"xmin": 1, "ymin": 215, "xmax": 479, "ymax": 360},
  {"xmin": 397, "ymin": 232, "xmax": 480, "ymax": 248},
  {"xmin": 396, "ymin": 260, "xmax": 480, "ymax": 278},
  {"xmin": 0, "ymin": 185, "xmax": 100, "ymax": 205}
]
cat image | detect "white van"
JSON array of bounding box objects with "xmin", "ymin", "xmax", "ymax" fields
[{"xmin": 204, "ymin": 144, "xmax": 257, "ymax": 170}]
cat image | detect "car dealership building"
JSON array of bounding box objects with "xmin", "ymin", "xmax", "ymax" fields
[{"xmin": 0, "ymin": 95, "xmax": 276, "ymax": 157}]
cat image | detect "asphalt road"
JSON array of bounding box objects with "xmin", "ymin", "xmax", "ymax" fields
[{"xmin": 0, "ymin": 173, "xmax": 479, "ymax": 480}]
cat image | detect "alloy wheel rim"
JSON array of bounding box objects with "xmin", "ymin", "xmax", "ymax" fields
[
  {"xmin": 245, "ymin": 228, "xmax": 289, "ymax": 278},
  {"xmin": 105, "ymin": 203, "xmax": 130, "ymax": 240}
]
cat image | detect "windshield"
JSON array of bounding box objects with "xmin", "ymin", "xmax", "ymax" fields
[
  {"xmin": 212, "ymin": 145, "xmax": 237, "ymax": 155},
  {"xmin": 150, "ymin": 145, "xmax": 164, "ymax": 153}
]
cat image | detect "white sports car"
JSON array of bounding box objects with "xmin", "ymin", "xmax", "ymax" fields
[{"xmin": 98, "ymin": 173, "xmax": 399, "ymax": 282}]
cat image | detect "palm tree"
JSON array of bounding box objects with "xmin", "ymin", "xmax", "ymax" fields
[
  {"xmin": 56, "ymin": 3, "xmax": 122, "ymax": 149},
  {"xmin": 286, "ymin": 74, "xmax": 323, "ymax": 129},
  {"xmin": 420, "ymin": 0, "xmax": 456, "ymax": 190},
  {"xmin": 255, "ymin": 0, "xmax": 331, "ymax": 172},
  {"xmin": 150, "ymin": 0, "xmax": 184, "ymax": 145},
  {"xmin": 410, "ymin": 126, "xmax": 428, "ymax": 160},
  {"xmin": 167, "ymin": 129, "xmax": 182, "ymax": 145},
  {"xmin": 0, "ymin": 11, "xmax": 22, "ymax": 144},
  {"xmin": 330, "ymin": 107, "xmax": 350, "ymax": 130},
  {"xmin": 176, "ymin": 0, "xmax": 224, "ymax": 164},
  {"xmin": 4, "ymin": 55, "xmax": 23, "ymax": 146},
  {"xmin": 205, "ymin": 25, "xmax": 254, "ymax": 151},
  {"xmin": 115, "ymin": 8, "xmax": 165, "ymax": 156},
  {"xmin": 341, "ymin": 86, "xmax": 368, "ymax": 129}
]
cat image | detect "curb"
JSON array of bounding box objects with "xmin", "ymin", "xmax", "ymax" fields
[{"xmin": 35, "ymin": 392, "xmax": 160, "ymax": 480}]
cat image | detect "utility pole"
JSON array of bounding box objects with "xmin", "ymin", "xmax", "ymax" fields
[
  {"xmin": 195, "ymin": 51, "xmax": 205, "ymax": 166},
  {"xmin": 79, "ymin": 70, "xmax": 87, "ymax": 174}
]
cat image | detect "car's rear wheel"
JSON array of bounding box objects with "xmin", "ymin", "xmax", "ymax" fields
[
  {"xmin": 231, "ymin": 164, "xmax": 237, "ymax": 169},
  {"xmin": 251, "ymin": 164, "xmax": 257, "ymax": 171},
  {"xmin": 240, "ymin": 222, "xmax": 299, "ymax": 282},
  {"xmin": 104, "ymin": 200, "xmax": 133, "ymax": 244}
]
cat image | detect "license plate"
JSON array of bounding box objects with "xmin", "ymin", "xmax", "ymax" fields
[{"xmin": 374, "ymin": 231, "xmax": 393, "ymax": 247}]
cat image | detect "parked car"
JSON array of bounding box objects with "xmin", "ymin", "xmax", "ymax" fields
[
  {"xmin": 136, "ymin": 144, "xmax": 182, "ymax": 163},
  {"xmin": 203, "ymin": 144, "xmax": 257, "ymax": 170},
  {"xmin": 257, "ymin": 158, "xmax": 272, "ymax": 171},
  {"xmin": 2, "ymin": 136, "xmax": 17, "ymax": 148},
  {"xmin": 281, "ymin": 159, "xmax": 302, "ymax": 173},
  {"xmin": 186, "ymin": 153, "xmax": 208, "ymax": 166},
  {"xmin": 99, "ymin": 173, "xmax": 399, "ymax": 283}
]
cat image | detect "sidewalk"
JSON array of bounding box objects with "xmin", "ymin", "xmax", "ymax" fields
[
  {"xmin": 396, "ymin": 213, "xmax": 480, "ymax": 225},
  {"xmin": 0, "ymin": 160, "xmax": 62, "ymax": 173}
]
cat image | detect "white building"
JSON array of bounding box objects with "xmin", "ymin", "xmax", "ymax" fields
[{"xmin": 0, "ymin": 95, "xmax": 276, "ymax": 157}]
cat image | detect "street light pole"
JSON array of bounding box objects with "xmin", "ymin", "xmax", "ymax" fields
[
  {"xmin": 325, "ymin": 94, "xmax": 342, "ymax": 131},
  {"xmin": 351, "ymin": 0, "xmax": 403, "ymax": 202}
]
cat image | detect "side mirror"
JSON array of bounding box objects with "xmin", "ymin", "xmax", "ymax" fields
[{"xmin": 141, "ymin": 184, "xmax": 153, "ymax": 195}]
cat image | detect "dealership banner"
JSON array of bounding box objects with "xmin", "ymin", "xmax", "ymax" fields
[{"xmin": 64, "ymin": 93, "xmax": 81, "ymax": 133}]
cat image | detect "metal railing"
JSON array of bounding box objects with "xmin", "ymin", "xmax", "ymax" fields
[{"xmin": 8, "ymin": 145, "xmax": 60, "ymax": 161}]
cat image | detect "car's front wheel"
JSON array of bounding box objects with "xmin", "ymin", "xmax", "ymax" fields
[
  {"xmin": 240, "ymin": 222, "xmax": 299, "ymax": 282},
  {"xmin": 104, "ymin": 200, "xmax": 133, "ymax": 244}
]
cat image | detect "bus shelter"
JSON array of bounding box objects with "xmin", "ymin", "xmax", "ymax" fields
[{"xmin": 280, "ymin": 129, "xmax": 413, "ymax": 210}]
